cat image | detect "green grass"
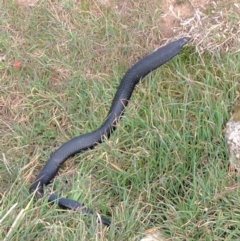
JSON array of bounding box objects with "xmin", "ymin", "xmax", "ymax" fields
[{"xmin": 1, "ymin": 0, "xmax": 240, "ymax": 240}]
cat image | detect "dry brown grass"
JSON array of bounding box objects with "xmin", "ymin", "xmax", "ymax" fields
[
  {"xmin": 92, "ymin": 0, "xmax": 240, "ymax": 53},
  {"xmin": 1, "ymin": 0, "xmax": 240, "ymax": 240}
]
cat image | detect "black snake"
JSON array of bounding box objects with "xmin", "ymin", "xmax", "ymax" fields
[{"xmin": 30, "ymin": 37, "xmax": 190, "ymax": 226}]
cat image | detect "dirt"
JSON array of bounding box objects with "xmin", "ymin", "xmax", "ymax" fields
[
  {"xmin": 96, "ymin": 0, "xmax": 211, "ymax": 38},
  {"xmin": 96, "ymin": 0, "xmax": 240, "ymax": 53},
  {"xmin": 160, "ymin": 0, "xmax": 210, "ymax": 37},
  {"xmin": 159, "ymin": 0, "xmax": 240, "ymax": 52}
]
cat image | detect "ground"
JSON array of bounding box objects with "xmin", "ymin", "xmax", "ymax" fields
[
  {"xmin": 96, "ymin": 0, "xmax": 240, "ymax": 52},
  {"xmin": 1, "ymin": 0, "xmax": 240, "ymax": 240}
]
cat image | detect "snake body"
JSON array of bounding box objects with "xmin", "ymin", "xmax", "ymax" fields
[{"xmin": 30, "ymin": 37, "xmax": 190, "ymax": 226}]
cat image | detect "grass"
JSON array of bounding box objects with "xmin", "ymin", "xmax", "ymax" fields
[{"xmin": 0, "ymin": 0, "xmax": 240, "ymax": 240}]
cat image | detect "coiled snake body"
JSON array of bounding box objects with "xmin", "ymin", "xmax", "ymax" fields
[{"xmin": 30, "ymin": 37, "xmax": 190, "ymax": 226}]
